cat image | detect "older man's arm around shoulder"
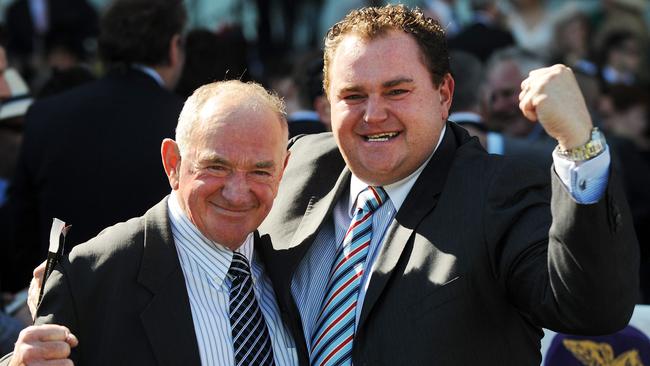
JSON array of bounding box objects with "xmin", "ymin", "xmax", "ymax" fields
[
  {"xmin": 0, "ymin": 259, "xmax": 80, "ymax": 366},
  {"xmin": 1, "ymin": 324, "xmax": 78, "ymax": 366}
]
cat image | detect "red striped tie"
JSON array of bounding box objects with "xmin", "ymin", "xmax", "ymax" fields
[{"xmin": 310, "ymin": 186, "xmax": 388, "ymax": 366}]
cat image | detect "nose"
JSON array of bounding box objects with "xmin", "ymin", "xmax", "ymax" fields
[
  {"xmin": 221, "ymin": 172, "xmax": 252, "ymax": 207},
  {"xmin": 364, "ymin": 94, "xmax": 388, "ymax": 124}
]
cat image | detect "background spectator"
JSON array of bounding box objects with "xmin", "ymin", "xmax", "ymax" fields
[{"xmin": 0, "ymin": 0, "xmax": 186, "ymax": 292}]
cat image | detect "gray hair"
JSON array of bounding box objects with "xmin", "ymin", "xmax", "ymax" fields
[{"xmin": 175, "ymin": 80, "xmax": 287, "ymax": 157}]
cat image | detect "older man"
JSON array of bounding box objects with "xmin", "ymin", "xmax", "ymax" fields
[
  {"xmin": 257, "ymin": 4, "xmax": 638, "ymax": 366},
  {"xmin": 2, "ymin": 81, "xmax": 298, "ymax": 365}
]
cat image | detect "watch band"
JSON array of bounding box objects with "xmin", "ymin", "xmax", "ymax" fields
[{"xmin": 555, "ymin": 127, "xmax": 606, "ymax": 161}]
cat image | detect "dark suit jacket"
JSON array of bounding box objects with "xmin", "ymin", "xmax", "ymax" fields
[
  {"xmin": 258, "ymin": 122, "xmax": 639, "ymax": 365},
  {"xmin": 0, "ymin": 69, "xmax": 183, "ymax": 291},
  {"xmin": 1, "ymin": 198, "xmax": 284, "ymax": 365},
  {"xmin": 25, "ymin": 198, "xmax": 200, "ymax": 365}
]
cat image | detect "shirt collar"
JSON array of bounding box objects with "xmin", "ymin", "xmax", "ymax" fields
[
  {"xmin": 167, "ymin": 191, "xmax": 254, "ymax": 287},
  {"xmin": 132, "ymin": 64, "xmax": 165, "ymax": 87},
  {"xmin": 347, "ymin": 124, "xmax": 446, "ymax": 216}
]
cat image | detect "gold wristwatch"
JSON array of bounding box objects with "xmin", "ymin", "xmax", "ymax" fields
[{"xmin": 555, "ymin": 127, "xmax": 606, "ymax": 161}]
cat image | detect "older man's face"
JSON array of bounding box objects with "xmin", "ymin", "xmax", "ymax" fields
[
  {"xmin": 327, "ymin": 30, "xmax": 453, "ymax": 185},
  {"xmin": 170, "ymin": 101, "xmax": 288, "ymax": 249}
]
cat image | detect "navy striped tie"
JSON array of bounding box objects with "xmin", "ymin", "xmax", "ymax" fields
[
  {"xmin": 228, "ymin": 252, "xmax": 275, "ymax": 366},
  {"xmin": 310, "ymin": 186, "xmax": 388, "ymax": 366}
]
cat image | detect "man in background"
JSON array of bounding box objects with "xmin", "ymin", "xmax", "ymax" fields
[
  {"xmin": 449, "ymin": 49, "xmax": 552, "ymax": 170},
  {"xmin": 287, "ymin": 50, "xmax": 329, "ymax": 137},
  {"xmin": 0, "ymin": 0, "xmax": 186, "ymax": 291}
]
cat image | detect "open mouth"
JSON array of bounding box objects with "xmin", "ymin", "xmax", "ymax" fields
[{"xmin": 364, "ymin": 132, "xmax": 400, "ymax": 142}]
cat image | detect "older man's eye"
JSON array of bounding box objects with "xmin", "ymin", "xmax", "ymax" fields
[
  {"xmin": 207, "ymin": 165, "xmax": 228, "ymax": 174},
  {"xmin": 253, "ymin": 170, "xmax": 271, "ymax": 177}
]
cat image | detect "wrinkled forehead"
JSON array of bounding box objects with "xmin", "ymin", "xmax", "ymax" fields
[{"xmin": 194, "ymin": 99, "xmax": 283, "ymax": 143}]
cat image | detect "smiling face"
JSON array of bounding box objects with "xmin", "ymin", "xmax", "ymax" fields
[
  {"xmin": 163, "ymin": 91, "xmax": 288, "ymax": 250},
  {"xmin": 327, "ymin": 30, "xmax": 454, "ymax": 185}
]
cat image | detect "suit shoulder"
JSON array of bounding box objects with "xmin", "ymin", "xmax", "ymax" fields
[
  {"xmin": 286, "ymin": 133, "xmax": 344, "ymax": 175},
  {"xmin": 288, "ymin": 133, "xmax": 338, "ymax": 157},
  {"xmin": 65, "ymin": 214, "xmax": 147, "ymax": 272}
]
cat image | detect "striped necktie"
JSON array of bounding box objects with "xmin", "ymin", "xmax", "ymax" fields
[
  {"xmin": 310, "ymin": 186, "xmax": 388, "ymax": 366},
  {"xmin": 228, "ymin": 252, "xmax": 275, "ymax": 366}
]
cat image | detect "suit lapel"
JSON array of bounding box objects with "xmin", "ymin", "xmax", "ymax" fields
[
  {"xmin": 137, "ymin": 198, "xmax": 201, "ymax": 366},
  {"xmin": 290, "ymin": 166, "xmax": 350, "ymax": 249},
  {"xmin": 359, "ymin": 123, "xmax": 460, "ymax": 327}
]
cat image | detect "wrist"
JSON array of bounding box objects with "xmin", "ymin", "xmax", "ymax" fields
[
  {"xmin": 558, "ymin": 126, "xmax": 592, "ymax": 150},
  {"xmin": 556, "ymin": 127, "xmax": 606, "ymax": 161}
]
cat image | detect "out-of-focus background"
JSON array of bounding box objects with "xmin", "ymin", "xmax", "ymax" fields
[{"xmin": 0, "ymin": 0, "xmax": 649, "ymax": 362}]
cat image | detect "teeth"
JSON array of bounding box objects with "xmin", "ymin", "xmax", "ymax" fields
[{"xmin": 366, "ymin": 132, "xmax": 398, "ymax": 142}]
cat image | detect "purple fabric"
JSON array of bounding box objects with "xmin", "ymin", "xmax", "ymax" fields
[{"xmin": 544, "ymin": 326, "xmax": 650, "ymax": 365}]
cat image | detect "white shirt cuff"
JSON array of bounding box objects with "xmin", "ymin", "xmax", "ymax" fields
[{"xmin": 552, "ymin": 145, "xmax": 610, "ymax": 204}]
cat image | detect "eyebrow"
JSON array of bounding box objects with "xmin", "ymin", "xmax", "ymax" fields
[
  {"xmin": 255, "ymin": 161, "xmax": 276, "ymax": 169},
  {"xmin": 199, "ymin": 153, "xmax": 275, "ymax": 169},
  {"xmin": 383, "ymin": 78, "xmax": 414, "ymax": 87},
  {"xmin": 338, "ymin": 77, "xmax": 414, "ymax": 93}
]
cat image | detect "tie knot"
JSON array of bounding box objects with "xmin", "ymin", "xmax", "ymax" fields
[
  {"xmin": 228, "ymin": 251, "xmax": 251, "ymax": 279},
  {"xmin": 356, "ymin": 186, "xmax": 388, "ymax": 214}
]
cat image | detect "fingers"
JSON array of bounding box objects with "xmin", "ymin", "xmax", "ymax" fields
[
  {"xmin": 29, "ymin": 360, "xmax": 74, "ymax": 366},
  {"xmin": 518, "ymin": 83, "xmax": 538, "ymax": 122},
  {"xmin": 12, "ymin": 325, "xmax": 77, "ymax": 366},
  {"xmin": 517, "ymin": 64, "xmax": 592, "ymax": 148},
  {"xmin": 518, "ymin": 65, "xmax": 559, "ymax": 122},
  {"xmin": 33, "ymin": 261, "xmax": 47, "ymax": 280},
  {"xmin": 64, "ymin": 333, "xmax": 79, "ymax": 348},
  {"xmin": 28, "ymin": 261, "xmax": 48, "ymax": 319},
  {"xmin": 15, "ymin": 340, "xmax": 72, "ymax": 359},
  {"xmin": 18, "ymin": 324, "xmax": 78, "ymax": 349}
]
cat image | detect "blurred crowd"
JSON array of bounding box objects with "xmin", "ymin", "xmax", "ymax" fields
[{"xmin": 0, "ymin": 0, "xmax": 649, "ymax": 356}]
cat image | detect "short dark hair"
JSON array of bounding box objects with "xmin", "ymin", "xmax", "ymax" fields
[
  {"xmin": 98, "ymin": 0, "xmax": 186, "ymax": 67},
  {"xmin": 323, "ymin": 4, "xmax": 449, "ymax": 93}
]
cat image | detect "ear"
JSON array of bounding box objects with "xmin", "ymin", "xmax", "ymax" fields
[
  {"xmin": 439, "ymin": 73, "xmax": 455, "ymax": 121},
  {"xmin": 278, "ymin": 150, "xmax": 290, "ymax": 181},
  {"xmin": 272, "ymin": 151, "xmax": 291, "ymax": 198},
  {"xmin": 161, "ymin": 138, "xmax": 182, "ymax": 190},
  {"xmin": 283, "ymin": 150, "xmax": 290, "ymax": 171}
]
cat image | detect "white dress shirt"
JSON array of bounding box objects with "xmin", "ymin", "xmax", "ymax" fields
[{"xmin": 168, "ymin": 192, "xmax": 298, "ymax": 365}]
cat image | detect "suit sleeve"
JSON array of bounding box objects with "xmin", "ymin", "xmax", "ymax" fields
[
  {"xmin": 34, "ymin": 259, "xmax": 82, "ymax": 363},
  {"xmin": 485, "ymin": 159, "xmax": 639, "ymax": 335}
]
